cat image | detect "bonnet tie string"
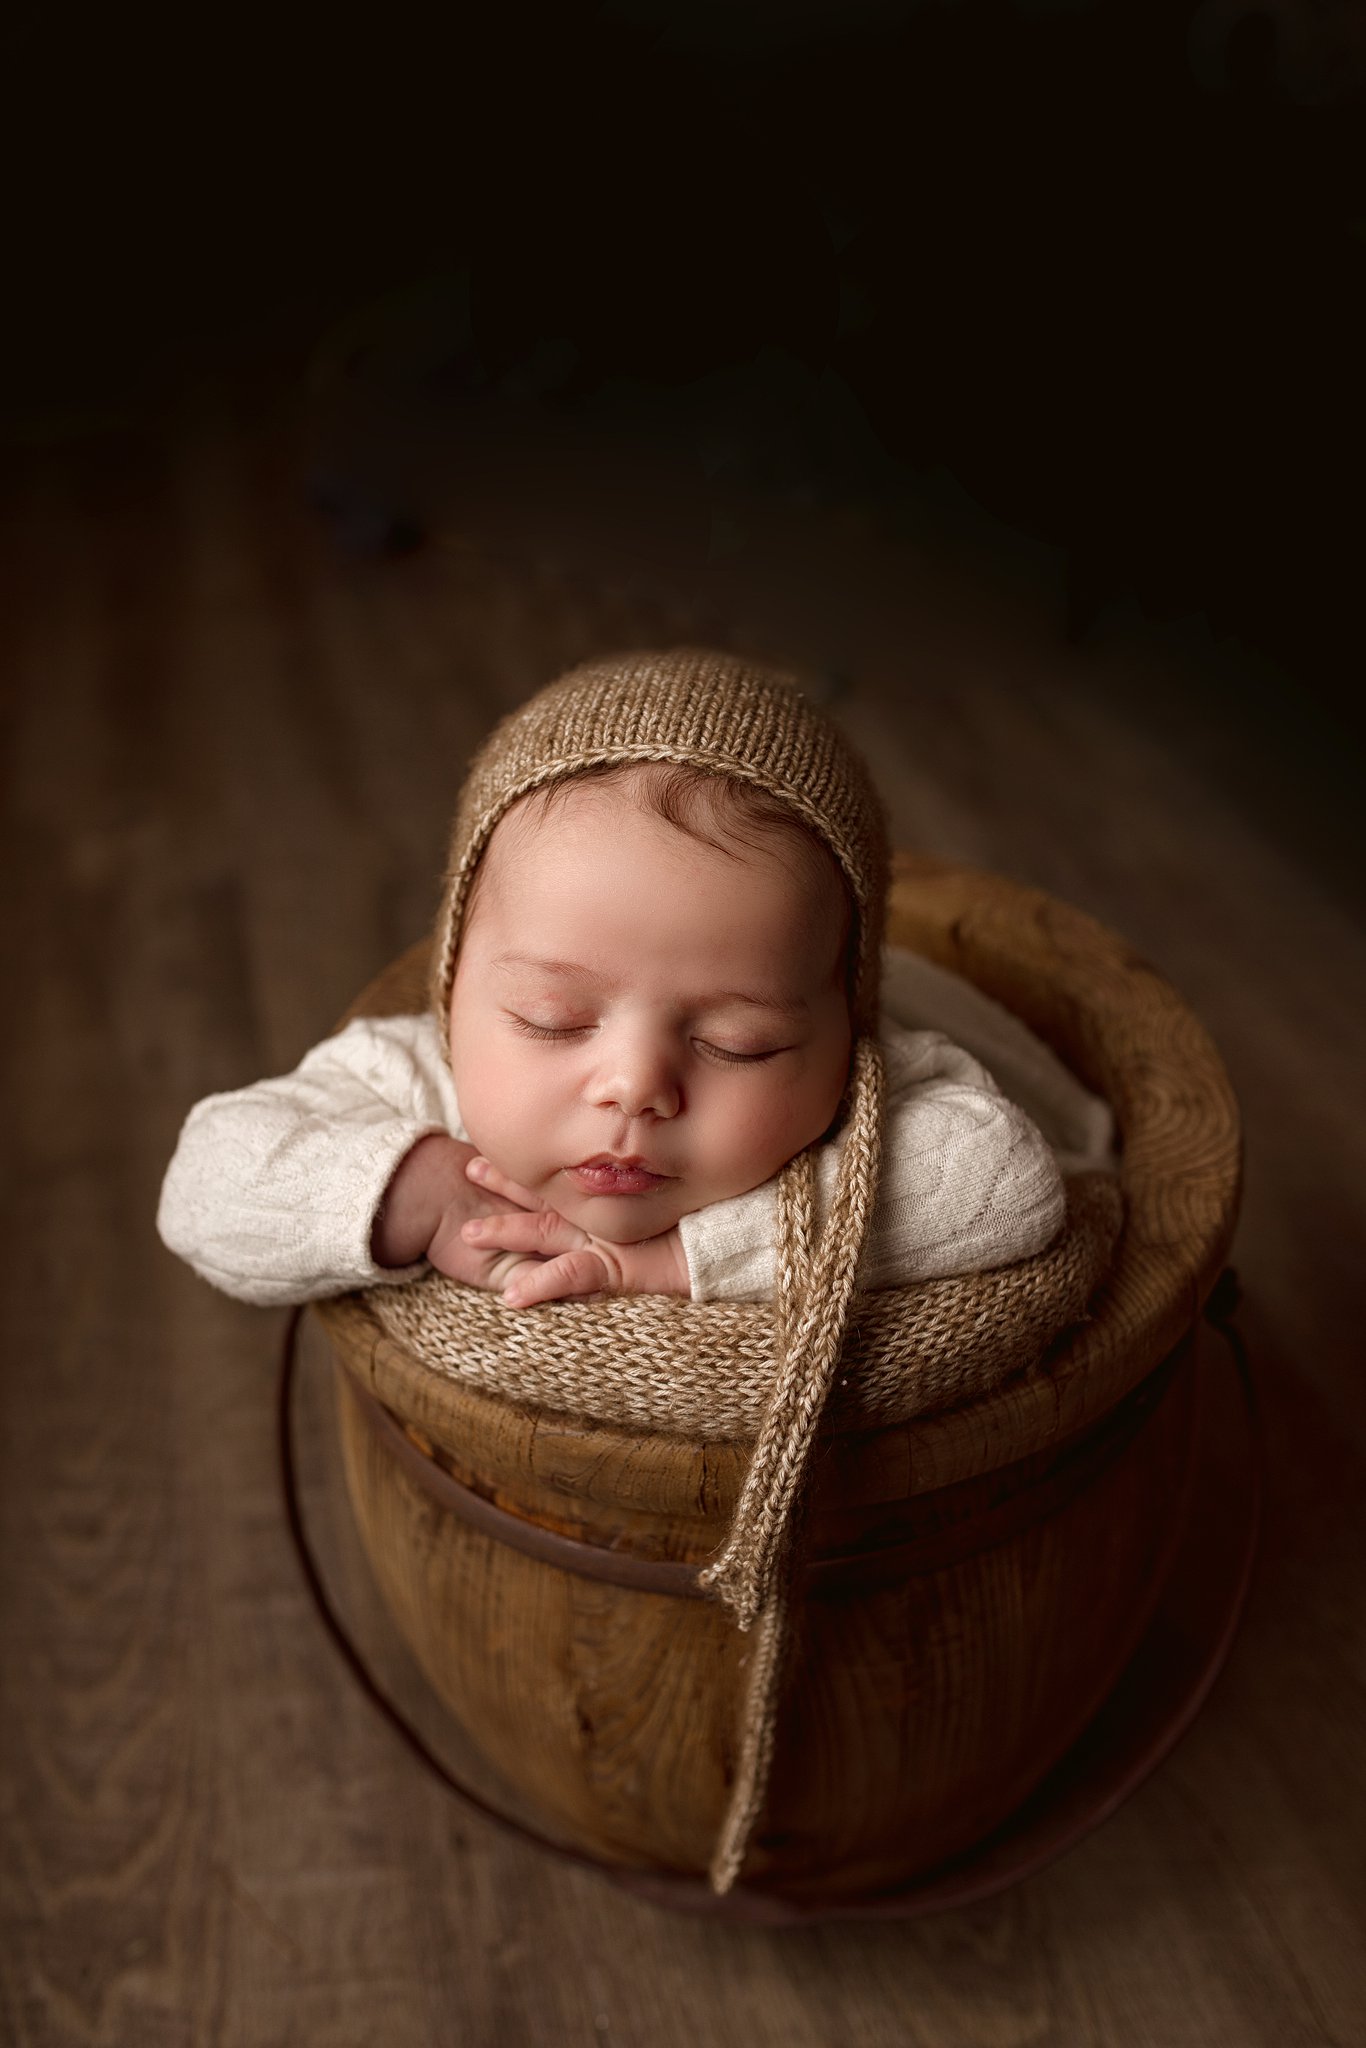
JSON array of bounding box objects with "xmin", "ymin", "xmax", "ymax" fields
[{"xmin": 701, "ymin": 1033, "xmax": 885, "ymax": 1892}]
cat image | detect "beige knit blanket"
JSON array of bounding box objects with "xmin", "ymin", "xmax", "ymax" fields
[{"xmin": 368, "ymin": 1170, "xmax": 1123, "ymax": 1440}]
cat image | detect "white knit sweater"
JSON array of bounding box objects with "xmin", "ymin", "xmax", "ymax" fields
[{"xmin": 157, "ymin": 946, "xmax": 1117, "ymax": 1308}]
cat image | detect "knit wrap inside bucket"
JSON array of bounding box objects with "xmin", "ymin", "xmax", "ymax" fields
[{"xmin": 368, "ymin": 1172, "xmax": 1122, "ymax": 1441}]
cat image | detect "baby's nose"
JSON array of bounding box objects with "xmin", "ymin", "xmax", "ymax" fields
[{"xmin": 590, "ymin": 1040, "xmax": 681, "ymax": 1121}]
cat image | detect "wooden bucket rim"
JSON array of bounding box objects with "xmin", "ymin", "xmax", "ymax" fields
[{"xmin": 315, "ymin": 852, "xmax": 1241, "ymax": 1504}]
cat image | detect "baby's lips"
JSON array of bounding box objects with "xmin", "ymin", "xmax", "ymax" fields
[
  {"xmin": 567, "ymin": 1159, "xmax": 671, "ymax": 1196},
  {"xmin": 573, "ymin": 1153, "xmax": 670, "ymax": 1175}
]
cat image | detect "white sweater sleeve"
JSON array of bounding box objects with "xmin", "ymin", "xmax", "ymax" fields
[
  {"xmin": 157, "ymin": 1014, "xmax": 465, "ymax": 1306},
  {"xmin": 679, "ymin": 1020, "xmax": 1068, "ymax": 1305}
]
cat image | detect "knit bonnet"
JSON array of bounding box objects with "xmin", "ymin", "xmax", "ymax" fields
[
  {"xmin": 430, "ymin": 646, "xmax": 890, "ymax": 1039},
  {"xmin": 428, "ymin": 646, "xmax": 890, "ymax": 1894}
]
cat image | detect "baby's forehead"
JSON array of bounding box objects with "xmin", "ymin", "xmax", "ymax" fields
[
  {"xmin": 485, "ymin": 766, "xmax": 835, "ymax": 882},
  {"xmin": 465, "ymin": 766, "xmax": 849, "ymax": 954}
]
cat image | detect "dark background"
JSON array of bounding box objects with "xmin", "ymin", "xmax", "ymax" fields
[{"xmin": 6, "ymin": 0, "xmax": 1363, "ymax": 726}]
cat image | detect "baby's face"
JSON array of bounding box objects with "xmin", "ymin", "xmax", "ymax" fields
[{"xmin": 447, "ymin": 777, "xmax": 853, "ymax": 1245}]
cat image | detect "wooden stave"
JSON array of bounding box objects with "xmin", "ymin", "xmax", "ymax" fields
[{"xmin": 330, "ymin": 1329, "xmax": 1203, "ymax": 1890}]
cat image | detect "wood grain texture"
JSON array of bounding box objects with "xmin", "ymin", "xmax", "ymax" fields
[
  {"xmin": 1, "ymin": 398, "xmax": 1362, "ymax": 2043},
  {"xmin": 331, "ymin": 1331, "xmax": 1202, "ymax": 1895}
]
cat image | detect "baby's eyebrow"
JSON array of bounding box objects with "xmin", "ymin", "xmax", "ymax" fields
[
  {"xmin": 489, "ymin": 953, "xmax": 809, "ymax": 1015},
  {"xmin": 702, "ymin": 990, "xmax": 811, "ymax": 1018},
  {"xmin": 490, "ymin": 953, "xmax": 606, "ymax": 982}
]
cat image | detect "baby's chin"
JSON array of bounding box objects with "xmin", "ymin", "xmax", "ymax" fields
[{"xmin": 559, "ymin": 1193, "xmax": 685, "ymax": 1245}]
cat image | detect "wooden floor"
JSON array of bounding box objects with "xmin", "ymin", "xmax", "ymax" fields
[{"xmin": 2, "ymin": 392, "xmax": 1363, "ymax": 2047}]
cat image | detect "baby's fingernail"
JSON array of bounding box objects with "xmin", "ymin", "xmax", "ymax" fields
[
  {"xmin": 466, "ymin": 1159, "xmax": 487, "ymax": 1180},
  {"xmin": 462, "ymin": 1219, "xmax": 483, "ymax": 1238}
]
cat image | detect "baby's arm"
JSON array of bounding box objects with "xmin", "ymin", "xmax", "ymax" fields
[
  {"xmin": 680, "ymin": 1026, "xmax": 1067, "ymax": 1305},
  {"xmin": 157, "ymin": 1014, "xmax": 516, "ymax": 1305}
]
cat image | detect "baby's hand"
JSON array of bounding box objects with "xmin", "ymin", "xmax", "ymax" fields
[
  {"xmin": 373, "ymin": 1133, "xmax": 526, "ymax": 1280},
  {"xmin": 456, "ymin": 1157, "xmax": 689, "ymax": 1307}
]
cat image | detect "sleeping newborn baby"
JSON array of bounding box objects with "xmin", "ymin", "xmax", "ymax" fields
[{"xmin": 158, "ymin": 651, "xmax": 1094, "ymax": 1312}]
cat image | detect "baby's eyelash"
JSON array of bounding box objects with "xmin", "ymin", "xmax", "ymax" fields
[
  {"xmin": 697, "ymin": 1042, "xmax": 785, "ymax": 1065},
  {"xmin": 511, "ymin": 1017, "xmax": 589, "ymax": 1042},
  {"xmin": 510, "ymin": 1016, "xmax": 784, "ymax": 1064}
]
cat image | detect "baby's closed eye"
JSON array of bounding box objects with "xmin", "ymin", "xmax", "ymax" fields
[
  {"xmin": 696, "ymin": 1041, "xmax": 788, "ymax": 1065},
  {"xmin": 510, "ymin": 1016, "xmax": 591, "ymax": 1042},
  {"xmin": 506, "ymin": 1010, "xmax": 789, "ymax": 1063}
]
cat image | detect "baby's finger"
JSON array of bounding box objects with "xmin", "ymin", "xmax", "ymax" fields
[
  {"xmin": 503, "ymin": 1249, "xmax": 610, "ymax": 1308},
  {"xmin": 462, "ymin": 1210, "xmax": 589, "ymax": 1257},
  {"xmin": 465, "ymin": 1156, "xmax": 544, "ymax": 1212}
]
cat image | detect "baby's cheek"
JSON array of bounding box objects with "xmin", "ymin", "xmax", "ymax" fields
[
  {"xmin": 466, "ymin": 1116, "xmax": 553, "ymax": 1191},
  {"xmin": 452, "ymin": 1083, "xmax": 527, "ymax": 1185},
  {"xmin": 707, "ymin": 1086, "xmax": 807, "ymax": 1187},
  {"xmin": 746, "ymin": 1064, "xmax": 847, "ymax": 1167}
]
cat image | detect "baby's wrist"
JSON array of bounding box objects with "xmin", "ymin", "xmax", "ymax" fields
[
  {"xmin": 665, "ymin": 1227, "xmax": 690, "ymax": 1298},
  {"xmin": 372, "ymin": 1132, "xmax": 471, "ymax": 1268},
  {"xmin": 621, "ymin": 1226, "xmax": 689, "ymax": 1298}
]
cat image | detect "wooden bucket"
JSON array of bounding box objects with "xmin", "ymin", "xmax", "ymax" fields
[{"xmin": 314, "ymin": 853, "xmax": 1242, "ymax": 1906}]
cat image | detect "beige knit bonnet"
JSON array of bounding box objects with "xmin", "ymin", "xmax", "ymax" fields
[
  {"xmin": 428, "ymin": 646, "xmax": 891, "ymax": 1892},
  {"xmin": 431, "ymin": 645, "xmax": 890, "ymax": 1037}
]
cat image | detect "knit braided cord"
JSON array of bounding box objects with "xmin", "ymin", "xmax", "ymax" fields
[
  {"xmin": 774, "ymin": 1140, "xmax": 814, "ymax": 1369},
  {"xmin": 701, "ymin": 1034, "xmax": 886, "ymax": 1893},
  {"xmin": 707, "ymin": 1571, "xmax": 797, "ymax": 1895},
  {"xmin": 697, "ymin": 1035, "xmax": 886, "ymax": 1632}
]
